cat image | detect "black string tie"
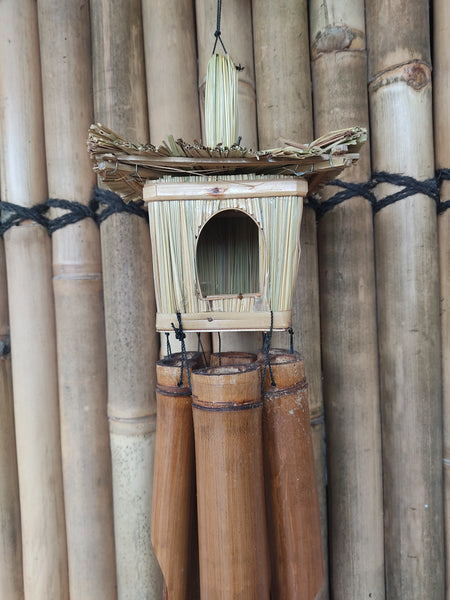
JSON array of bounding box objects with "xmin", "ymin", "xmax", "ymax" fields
[
  {"xmin": 288, "ymin": 327, "xmax": 295, "ymax": 354},
  {"xmin": 218, "ymin": 331, "xmax": 222, "ymax": 366},
  {"xmin": 165, "ymin": 332, "xmax": 172, "ymax": 358},
  {"xmin": 261, "ymin": 311, "xmax": 276, "ymax": 392},
  {"xmin": 212, "ymin": 0, "xmax": 227, "ymax": 54},
  {"xmin": 171, "ymin": 312, "xmax": 191, "ymax": 390}
]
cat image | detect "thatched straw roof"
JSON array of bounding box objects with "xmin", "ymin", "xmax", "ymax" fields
[{"xmin": 87, "ymin": 124, "xmax": 366, "ymax": 203}]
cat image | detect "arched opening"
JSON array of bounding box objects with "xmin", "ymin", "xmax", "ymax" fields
[{"xmin": 196, "ymin": 209, "xmax": 262, "ymax": 298}]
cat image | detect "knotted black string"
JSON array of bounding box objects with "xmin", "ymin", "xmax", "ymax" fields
[
  {"xmin": 261, "ymin": 311, "xmax": 276, "ymax": 392},
  {"xmin": 171, "ymin": 312, "xmax": 191, "ymax": 390},
  {"xmin": 212, "ymin": 0, "xmax": 227, "ymax": 54},
  {"xmin": 165, "ymin": 332, "xmax": 172, "ymax": 358}
]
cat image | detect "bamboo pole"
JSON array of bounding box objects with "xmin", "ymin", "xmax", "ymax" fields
[
  {"xmin": 259, "ymin": 351, "xmax": 324, "ymax": 599},
  {"xmin": 0, "ymin": 2, "xmax": 69, "ymax": 598},
  {"xmin": 0, "ymin": 226, "xmax": 23, "ymax": 599},
  {"xmin": 251, "ymin": 4, "xmax": 329, "ymax": 595},
  {"xmin": 433, "ymin": 1, "xmax": 450, "ymax": 596},
  {"xmin": 366, "ymin": 2, "xmax": 444, "ymax": 597},
  {"xmin": 37, "ymin": 2, "xmax": 117, "ymax": 597},
  {"xmin": 151, "ymin": 352, "xmax": 203, "ymax": 599},
  {"xmin": 196, "ymin": 0, "xmax": 260, "ymax": 354},
  {"xmin": 309, "ymin": 2, "xmax": 385, "ymax": 598},
  {"xmin": 142, "ymin": 0, "xmax": 211, "ymax": 358},
  {"xmin": 90, "ymin": 1, "xmax": 163, "ymax": 597},
  {"xmin": 192, "ymin": 364, "xmax": 270, "ymax": 599}
]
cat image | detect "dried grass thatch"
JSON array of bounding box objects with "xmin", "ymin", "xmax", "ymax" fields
[{"xmin": 87, "ymin": 123, "xmax": 366, "ymax": 202}]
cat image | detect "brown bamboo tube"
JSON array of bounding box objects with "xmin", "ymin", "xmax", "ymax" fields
[
  {"xmin": 192, "ymin": 364, "xmax": 270, "ymax": 599},
  {"xmin": 0, "ymin": 232, "xmax": 23, "ymax": 600},
  {"xmin": 366, "ymin": 2, "xmax": 444, "ymax": 597},
  {"xmin": 258, "ymin": 351, "xmax": 324, "ymax": 599},
  {"xmin": 209, "ymin": 351, "xmax": 256, "ymax": 366},
  {"xmin": 252, "ymin": 4, "xmax": 328, "ymax": 594},
  {"xmin": 309, "ymin": 2, "xmax": 385, "ymax": 597},
  {"xmin": 433, "ymin": 1, "xmax": 450, "ymax": 595},
  {"xmin": 196, "ymin": 0, "xmax": 260, "ymax": 355},
  {"xmin": 90, "ymin": 2, "xmax": 164, "ymax": 597},
  {"xmin": 37, "ymin": 2, "xmax": 116, "ymax": 597},
  {"xmin": 151, "ymin": 352, "xmax": 203, "ymax": 599},
  {"xmin": 0, "ymin": 1, "xmax": 69, "ymax": 597}
]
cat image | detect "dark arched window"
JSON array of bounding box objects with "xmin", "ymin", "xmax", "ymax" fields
[{"xmin": 196, "ymin": 209, "xmax": 261, "ymax": 298}]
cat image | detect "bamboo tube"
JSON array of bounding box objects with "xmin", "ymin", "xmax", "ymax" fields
[
  {"xmin": 433, "ymin": 1, "xmax": 450, "ymax": 595},
  {"xmin": 252, "ymin": 4, "xmax": 328, "ymax": 594},
  {"xmin": 196, "ymin": 0, "xmax": 260, "ymax": 354},
  {"xmin": 37, "ymin": 2, "xmax": 116, "ymax": 597},
  {"xmin": 151, "ymin": 352, "xmax": 203, "ymax": 599},
  {"xmin": 309, "ymin": 3, "xmax": 385, "ymax": 598},
  {"xmin": 0, "ymin": 2, "xmax": 69, "ymax": 597},
  {"xmin": 258, "ymin": 351, "xmax": 324, "ymax": 599},
  {"xmin": 366, "ymin": 3, "xmax": 444, "ymax": 598},
  {"xmin": 192, "ymin": 364, "xmax": 270, "ymax": 599},
  {"xmin": 0, "ymin": 231, "xmax": 23, "ymax": 600},
  {"xmin": 209, "ymin": 351, "xmax": 256, "ymax": 366},
  {"xmin": 142, "ymin": 0, "xmax": 211, "ymax": 359},
  {"xmin": 90, "ymin": 2, "xmax": 164, "ymax": 597}
]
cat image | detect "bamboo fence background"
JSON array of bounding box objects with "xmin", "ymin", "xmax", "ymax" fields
[{"xmin": 0, "ymin": 1, "xmax": 448, "ymax": 599}]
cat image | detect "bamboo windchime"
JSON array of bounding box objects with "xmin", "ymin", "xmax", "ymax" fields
[{"xmin": 86, "ymin": 4, "xmax": 365, "ymax": 596}]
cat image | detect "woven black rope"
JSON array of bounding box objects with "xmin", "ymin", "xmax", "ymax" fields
[
  {"xmin": 1, "ymin": 172, "xmax": 449, "ymax": 237},
  {"xmin": 171, "ymin": 312, "xmax": 191, "ymax": 390},
  {"xmin": 307, "ymin": 171, "xmax": 444, "ymax": 220},
  {"xmin": 261, "ymin": 311, "xmax": 276, "ymax": 392}
]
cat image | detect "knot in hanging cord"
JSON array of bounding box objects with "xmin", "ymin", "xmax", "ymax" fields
[
  {"xmin": 212, "ymin": 0, "xmax": 227, "ymax": 54},
  {"xmin": 171, "ymin": 313, "xmax": 191, "ymax": 389}
]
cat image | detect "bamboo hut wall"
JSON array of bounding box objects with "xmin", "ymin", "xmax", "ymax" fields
[
  {"xmin": 0, "ymin": 233, "xmax": 23, "ymax": 600},
  {"xmin": 0, "ymin": 1, "xmax": 69, "ymax": 598},
  {"xmin": 366, "ymin": 1, "xmax": 444, "ymax": 597},
  {"xmin": 37, "ymin": 2, "xmax": 117, "ymax": 597},
  {"xmin": 196, "ymin": 0, "xmax": 260, "ymax": 353},
  {"xmin": 433, "ymin": 1, "xmax": 450, "ymax": 595},
  {"xmin": 90, "ymin": 2, "xmax": 164, "ymax": 597},
  {"xmin": 251, "ymin": 3, "xmax": 329, "ymax": 594},
  {"xmin": 309, "ymin": 2, "xmax": 385, "ymax": 598}
]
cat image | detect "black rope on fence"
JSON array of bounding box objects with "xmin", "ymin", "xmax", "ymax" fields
[{"xmin": 1, "ymin": 172, "xmax": 450, "ymax": 236}]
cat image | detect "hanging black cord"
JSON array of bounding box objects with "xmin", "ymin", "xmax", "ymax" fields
[
  {"xmin": 212, "ymin": 0, "xmax": 227, "ymax": 54},
  {"xmin": 261, "ymin": 311, "xmax": 276, "ymax": 392},
  {"xmin": 218, "ymin": 331, "xmax": 222, "ymax": 366},
  {"xmin": 288, "ymin": 327, "xmax": 295, "ymax": 354},
  {"xmin": 171, "ymin": 312, "xmax": 191, "ymax": 390},
  {"xmin": 165, "ymin": 332, "xmax": 172, "ymax": 358}
]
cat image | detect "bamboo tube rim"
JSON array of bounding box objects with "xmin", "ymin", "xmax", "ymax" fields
[{"xmin": 192, "ymin": 363, "xmax": 262, "ymax": 410}]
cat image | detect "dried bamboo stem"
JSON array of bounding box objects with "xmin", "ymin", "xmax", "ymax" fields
[
  {"xmin": 37, "ymin": 2, "xmax": 116, "ymax": 597},
  {"xmin": 309, "ymin": 2, "xmax": 385, "ymax": 597},
  {"xmin": 151, "ymin": 353, "xmax": 202, "ymax": 599},
  {"xmin": 433, "ymin": 1, "xmax": 450, "ymax": 595},
  {"xmin": 367, "ymin": 1, "xmax": 444, "ymax": 597},
  {"xmin": 90, "ymin": 1, "xmax": 163, "ymax": 597},
  {"xmin": 0, "ymin": 231, "xmax": 23, "ymax": 600},
  {"xmin": 259, "ymin": 352, "xmax": 324, "ymax": 599},
  {"xmin": 142, "ymin": 0, "xmax": 211, "ymax": 358},
  {"xmin": 0, "ymin": 2, "xmax": 69, "ymax": 597},
  {"xmin": 252, "ymin": 3, "xmax": 329, "ymax": 594},
  {"xmin": 192, "ymin": 364, "xmax": 270, "ymax": 599}
]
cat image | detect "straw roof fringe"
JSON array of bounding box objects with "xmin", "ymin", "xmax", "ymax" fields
[{"xmin": 87, "ymin": 123, "xmax": 366, "ymax": 202}]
